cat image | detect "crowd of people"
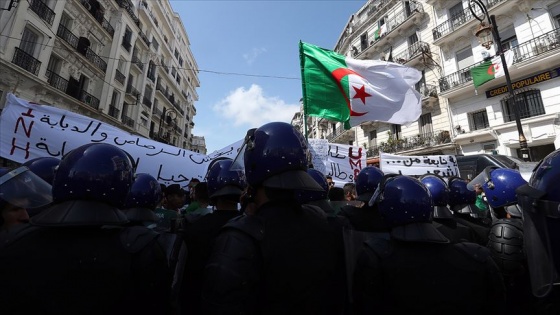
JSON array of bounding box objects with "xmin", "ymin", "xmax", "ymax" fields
[{"xmin": 0, "ymin": 121, "xmax": 559, "ymax": 315}]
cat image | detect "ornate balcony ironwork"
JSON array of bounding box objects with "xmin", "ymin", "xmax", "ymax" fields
[
  {"xmin": 56, "ymin": 25, "xmax": 107, "ymax": 72},
  {"xmin": 393, "ymin": 41, "xmax": 430, "ymax": 65},
  {"xmin": 375, "ymin": 130, "xmax": 452, "ymax": 154},
  {"xmin": 109, "ymin": 105, "xmax": 120, "ymax": 119},
  {"xmin": 131, "ymin": 54, "xmax": 144, "ymax": 70},
  {"xmin": 28, "ymin": 0, "xmax": 55, "ymax": 25},
  {"xmin": 126, "ymin": 84, "xmax": 141, "ymax": 98},
  {"xmin": 114, "ymin": 69, "xmax": 126, "ymax": 85},
  {"xmin": 79, "ymin": 90, "xmax": 100, "ymax": 110},
  {"xmin": 46, "ymin": 70, "xmax": 69, "ymax": 92},
  {"xmin": 143, "ymin": 96, "xmax": 152, "ymax": 107},
  {"xmin": 115, "ymin": 0, "xmax": 140, "ymax": 27},
  {"xmin": 79, "ymin": 0, "xmax": 114, "ymax": 37},
  {"xmin": 121, "ymin": 114, "xmax": 135, "ymax": 127},
  {"xmin": 12, "ymin": 47, "xmax": 41, "ymax": 75},
  {"xmin": 138, "ymin": 31, "xmax": 150, "ymax": 47}
]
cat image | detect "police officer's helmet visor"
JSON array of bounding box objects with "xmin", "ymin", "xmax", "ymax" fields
[
  {"xmin": 516, "ymin": 183, "xmax": 560, "ymax": 298},
  {"xmin": 0, "ymin": 166, "xmax": 53, "ymax": 209},
  {"xmin": 229, "ymin": 128, "xmax": 257, "ymax": 172},
  {"xmin": 466, "ymin": 166, "xmax": 498, "ymax": 191}
]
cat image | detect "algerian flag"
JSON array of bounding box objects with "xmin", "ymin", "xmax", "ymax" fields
[
  {"xmin": 472, "ymin": 50, "xmax": 514, "ymax": 88},
  {"xmin": 299, "ymin": 41, "xmax": 422, "ymax": 129}
]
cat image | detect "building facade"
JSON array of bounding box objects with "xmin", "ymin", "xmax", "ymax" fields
[
  {"xmin": 0, "ymin": 0, "xmax": 203, "ymax": 151},
  {"xmin": 293, "ymin": 0, "xmax": 560, "ymax": 163}
]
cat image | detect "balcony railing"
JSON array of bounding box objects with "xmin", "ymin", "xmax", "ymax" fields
[
  {"xmin": 138, "ymin": 31, "xmax": 150, "ymax": 47},
  {"xmin": 126, "ymin": 84, "xmax": 141, "ymax": 97},
  {"xmin": 439, "ymin": 27, "xmax": 560, "ymax": 93},
  {"xmin": 419, "ymin": 83, "xmax": 438, "ymax": 99},
  {"xmin": 46, "ymin": 70, "xmax": 69, "ymax": 92},
  {"xmin": 12, "ymin": 47, "xmax": 41, "ymax": 75},
  {"xmin": 326, "ymin": 123, "xmax": 353, "ymax": 142},
  {"xmin": 28, "ymin": 0, "xmax": 55, "ymax": 25},
  {"xmin": 79, "ymin": 0, "xmax": 114, "ymax": 37},
  {"xmin": 122, "ymin": 40, "xmax": 132, "ymax": 52},
  {"xmin": 355, "ymin": 1, "xmax": 424, "ymax": 58},
  {"xmin": 79, "ymin": 90, "xmax": 100, "ymax": 110},
  {"xmin": 432, "ymin": 0, "xmax": 506, "ymax": 41},
  {"xmin": 109, "ymin": 105, "xmax": 120, "ymax": 119},
  {"xmin": 152, "ymin": 106, "xmax": 163, "ymax": 117},
  {"xmin": 115, "ymin": 0, "xmax": 140, "ymax": 27},
  {"xmin": 393, "ymin": 41, "xmax": 430, "ymax": 65},
  {"xmin": 143, "ymin": 96, "xmax": 152, "ymax": 107},
  {"xmin": 369, "ymin": 130, "xmax": 452, "ymax": 155},
  {"xmin": 56, "ymin": 25, "xmax": 107, "ymax": 72},
  {"xmin": 121, "ymin": 114, "xmax": 135, "ymax": 127},
  {"xmin": 114, "ymin": 70, "xmax": 126, "ymax": 85},
  {"xmin": 131, "ymin": 55, "xmax": 144, "ymax": 70}
]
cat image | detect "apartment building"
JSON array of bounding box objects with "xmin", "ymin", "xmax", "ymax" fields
[
  {"xmin": 0, "ymin": 0, "xmax": 202, "ymax": 151},
  {"xmin": 293, "ymin": 0, "xmax": 560, "ymax": 163},
  {"xmin": 429, "ymin": 0, "xmax": 559, "ymax": 161}
]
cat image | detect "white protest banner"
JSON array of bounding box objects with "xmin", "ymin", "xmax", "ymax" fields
[
  {"xmin": 308, "ymin": 138, "xmax": 328, "ymax": 175},
  {"xmin": 308, "ymin": 139, "xmax": 366, "ymax": 187},
  {"xmin": 0, "ymin": 93, "xmax": 243, "ymax": 186},
  {"xmin": 380, "ymin": 152, "xmax": 460, "ymax": 178}
]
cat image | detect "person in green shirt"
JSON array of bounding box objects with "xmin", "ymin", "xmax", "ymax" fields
[
  {"xmin": 154, "ymin": 184, "xmax": 185, "ymax": 231},
  {"xmin": 474, "ymin": 183, "xmax": 489, "ymax": 212}
]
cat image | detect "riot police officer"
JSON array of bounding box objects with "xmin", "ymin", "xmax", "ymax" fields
[
  {"xmin": 353, "ymin": 175, "xmax": 506, "ymax": 314},
  {"xmin": 0, "ymin": 143, "xmax": 173, "ymax": 315},
  {"xmin": 201, "ymin": 122, "xmax": 337, "ymax": 315}
]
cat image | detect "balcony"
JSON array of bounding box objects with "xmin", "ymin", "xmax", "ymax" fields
[
  {"xmin": 356, "ymin": 1, "xmax": 424, "ymax": 59},
  {"xmin": 79, "ymin": 0, "xmax": 114, "ymax": 37},
  {"xmin": 56, "ymin": 25, "xmax": 107, "ymax": 73},
  {"xmin": 79, "ymin": 90, "xmax": 100, "ymax": 110},
  {"xmin": 28, "ymin": 0, "xmax": 55, "ymax": 25},
  {"xmin": 375, "ymin": 130, "xmax": 452, "ymax": 155},
  {"xmin": 126, "ymin": 84, "xmax": 141, "ymax": 98},
  {"xmin": 419, "ymin": 83, "xmax": 438, "ymax": 101},
  {"xmin": 121, "ymin": 114, "xmax": 135, "ymax": 127},
  {"xmin": 432, "ymin": 0, "xmax": 507, "ymax": 44},
  {"xmin": 439, "ymin": 27, "xmax": 560, "ymax": 95},
  {"xmin": 109, "ymin": 105, "xmax": 120, "ymax": 119},
  {"xmin": 114, "ymin": 0, "xmax": 140, "ymax": 27},
  {"xmin": 152, "ymin": 106, "xmax": 163, "ymax": 117},
  {"xmin": 142, "ymin": 96, "xmax": 152, "ymax": 107},
  {"xmin": 121, "ymin": 40, "xmax": 132, "ymax": 52},
  {"xmin": 114, "ymin": 69, "xmax": 126, "ymax": 85},
  {"xmin": 46, "ymin": 70, "xmax": 69, "ymax": 92},
  {"xmin": 393, "ymin": 41, "xmax": 430, "ymax": 66},
  {"xmin": 131, "ymin": 54, "xmax": 144, "ymax": 71},
  {"xmin": 326, "ymin": 123, "xmax": 355, "ymax": 143},
  {"xmin": 12, "ymin": 47, "xmax": 41, "ymax": 75},
  {"xmin": 138, "ymin": 31, "xmax": 150, "ymax": 47}
]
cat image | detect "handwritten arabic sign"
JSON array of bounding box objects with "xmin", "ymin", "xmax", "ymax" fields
[
  {"xmin": 0, "ymin": 93, "xmax": 243, "ymax": 186},
  {"xmin": 308, "ymin": 140, "xmax": 366, "ymax": 187},
  {"xmin": 380, "ymin": 152, "xmax": 460, "ymax": 178}
]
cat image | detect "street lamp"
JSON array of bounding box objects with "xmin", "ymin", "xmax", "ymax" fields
[{"xmin": 469, "ymin": 0, "xmax": 531, "ymax": 161}]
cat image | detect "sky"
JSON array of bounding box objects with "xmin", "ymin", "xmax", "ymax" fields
[{"xmin": 170, "ymin": 0, "xmax": 367, "ymax": 153}]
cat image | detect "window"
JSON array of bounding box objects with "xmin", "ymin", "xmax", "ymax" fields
[
  {"xmin": 551, "ymin": 2, "xmax": 560, "ymax": 28},
  {"xmin": 408, "ymin": 33, "xmax": 418, "ymax": 45},
  {"xmin": 20, "ymin": 27, "xmax": 38, "ymax": 56},
  {"xmin": 360, "ymin": 33, "xmax": 368, "ymax": 51},
  {"xmin": 176, "ymin": 75, "xmax": 181, "ymax": 85},
  {"xmin": 419, "ymin": 113, "xmax": 433, "ymax": 135},
  {"xmin": 46, "ymin": 55, "xmax": 61, "ymax": 74},
  {"xmin": 152, "ymin": 38, "xmax": 159, "ymax": 51},
  {"xmin": 147, "ymin": 61, "xmax": 156, "ymax": 81},
  {"xmin": 500, "ymin": 89, "xmax": 546, "ymax": 122},
  {"xmin": 171, "ymin": 67, "xmax": 176, "ymax": 77},
  {"xmin": 449, "ymin": 2, "xmax": 465, "ymax": 25},
  {"xmin": 174, "ymin": 49, "xmax": 179, "ymax": 59},
  {"xmin": 391, "ymin": 124, "xmax": 401, "ymax": 139},
  {"xmin": 110, "ymin": 91, "xmax": 119, "ymax": 107},
  {"xmin": 469, "ymin": 109, "xmax": 490, "ymax": 130},
  {"xmin": 500, "ymin": 25, "xmax": 517, "ymax": 51},
  {"xmin": 122, "ymin": 27, "xmax": 132, "ymax": 52},
  {"xmin": 60, "ymin": 13, "xmax": 72, "ymax": 29},
  {"xmin": 456, "ymin": 46, "xmax": 473, "ymax": 82},
  {"xmin": 178, "ymin": 57, "xmax": 183, "ymax": 66},
  {"xmin": 369, "ymin": 130, "xmax": 377, "ymax": 148}
]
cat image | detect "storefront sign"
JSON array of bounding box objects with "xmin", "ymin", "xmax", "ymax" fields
[{"xmin": 486, "ymin": 67, "xmax": 560, "ymax": 98}]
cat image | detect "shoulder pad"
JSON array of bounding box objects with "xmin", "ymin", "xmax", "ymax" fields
[
  {"xmin": 453, "ymin": 242, "xmax": 492, "ymax": 263},
  {"xmin": 363, "ymin": 237, "xmax": 392, "ymax": 259},
  {"xmin": 0, "ymin": 223, "xmax": 42, "ymax": 249},
  {"xmin": 302, "ymin": 204, "xmax": 328, "ymax": 218},
  {"xmin": 120, "ymin": 225, "xmax": 160, "ymax": 254},
  {"xmin": 222, "ymin": 215, "xmax": 264, "ymax": 241}
]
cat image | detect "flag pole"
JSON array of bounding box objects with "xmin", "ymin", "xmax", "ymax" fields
[{"xmin": 298, "ymin": 41, "xmax": 309, "ymax": 140}]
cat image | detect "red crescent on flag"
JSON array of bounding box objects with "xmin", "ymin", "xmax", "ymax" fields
[
  {"xmin": 487, "ymin": 64, "xmax": 496, "ymax": 76},
  {"xmin": 331, "ymin": 68, "xmax": 367, "ymax": 117}
]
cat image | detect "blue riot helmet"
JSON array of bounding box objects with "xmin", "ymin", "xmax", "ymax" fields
[
  {"xmin": 241, "ymin": 122, "xmax": 323, "ymax": 191},
  {"xmin": 206, "ymin": 159, "xmax": 247, "ymax": 202},
  {"xmin": 355, "ymin": 166, "xmax": 384, "ymax": 202},
  {"xmin": 516, "ymin": 149, "xmax": 560, "ymax": 298},
  {"xmin": 467, "ymin": 167, "xmax": 527, "ymax": 209},
  {"xmin": 51, "ymin": 143, "xmax": 134, "ymax": 208},
  {"xmin": 0, "ymin": 166, "xmax": 53, "ymax": 211},
  {"xmin": 448, "ymin": 177, "xmax": 476, "ymax": 211},
  {"xmin": 22, "ymin": 157, "xmax": 60, "ymax": 184},
  {"xmin": 296, "ymin": 168, "xmax": 329, "ymax": 204},
  {"xmin": 124, "ymin": 173, "xmax": 163, "ymax": 210},
  {"xmin": 420, "ymin": 174, "xmax": 453, "ymax": 219},
  {"xmin": 371, "ymin": 175, "xmax": 448, "ymax": 243}
]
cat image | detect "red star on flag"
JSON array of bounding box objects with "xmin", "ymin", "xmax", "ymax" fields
[{"xmin": 352, "ymin": 85, "xmax": 372, "ymax": 104}]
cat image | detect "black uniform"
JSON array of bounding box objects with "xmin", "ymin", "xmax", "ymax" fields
[
  {"xmin": 339, "ymin": 204, "xmax": 390, "ymax": 233},
  {"xmin": 353, "ymin": 235, "xmax": 506, "ymax": 315},
  {"xmin": 453, "ymin": 205, "xmax": 492, "ymax": 246},
  {"xmin": 181, "ymin": 209, "xmax": 241, "ymax": 315},
  {"xmin": 0, "ymin": 224, "xmax": 172, "ymax": 315},
  {"xmin": 201, "ymin": 200, "xmax": 337, "ymax": 315},
  {"xmin": 432, "ymin": 218, "xmax": 477, "ymax": 244}
]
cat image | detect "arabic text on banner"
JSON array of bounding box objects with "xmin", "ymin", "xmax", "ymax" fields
[
  {"xmin": 308, "ymin": 139, "xmax": 366, "ymax": 187},
  {"xmin": 379, "ymin": 152, "xmax": 460, "ymax": 178}
]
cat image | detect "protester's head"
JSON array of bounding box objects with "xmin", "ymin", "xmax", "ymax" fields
[
  {"xmin": 192, "ymin": 182, "xmax": 210, "ymax": 206},
  {"xmin": 241, "ymin": 122, "xmax": 322, "ymax": 202},
  {"xmin": 124, "ymin": 173, "xmax": 163, "ymax": 210},
  {"xmin": 343, "ymin": 183, "xmax": 357, "ymax": 201},
  {"xmin": 206, "ymin": 159, "xmax": 246, "ymax": 206},
  {"xmin": 22, "ymin": 157, "xmax": 60, "ymax": 184},
  {"xmin": 0, "ymin": 166, "xmax": 52, "ymax": 230},
  {"xmin": 516, "ymin": 149, "xmax": 560, "ymax": 298},
  {"xmin": 165, "ymin": 184, "xmax": 187, "ymax": 211},
  {"xmin": 355, "ymin": 166, "xmax": 384, "ymax": 202},
  {"xmin": 50, "ymin": 143, "xmax": 134, "ymax": 208},
  {"xmin": 326, "ymin": 176, "xmax": 334, "ymax": 189},
  {"xmin": 328, "ymin": 187, "xmax": 345, "ymax": 201}
]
